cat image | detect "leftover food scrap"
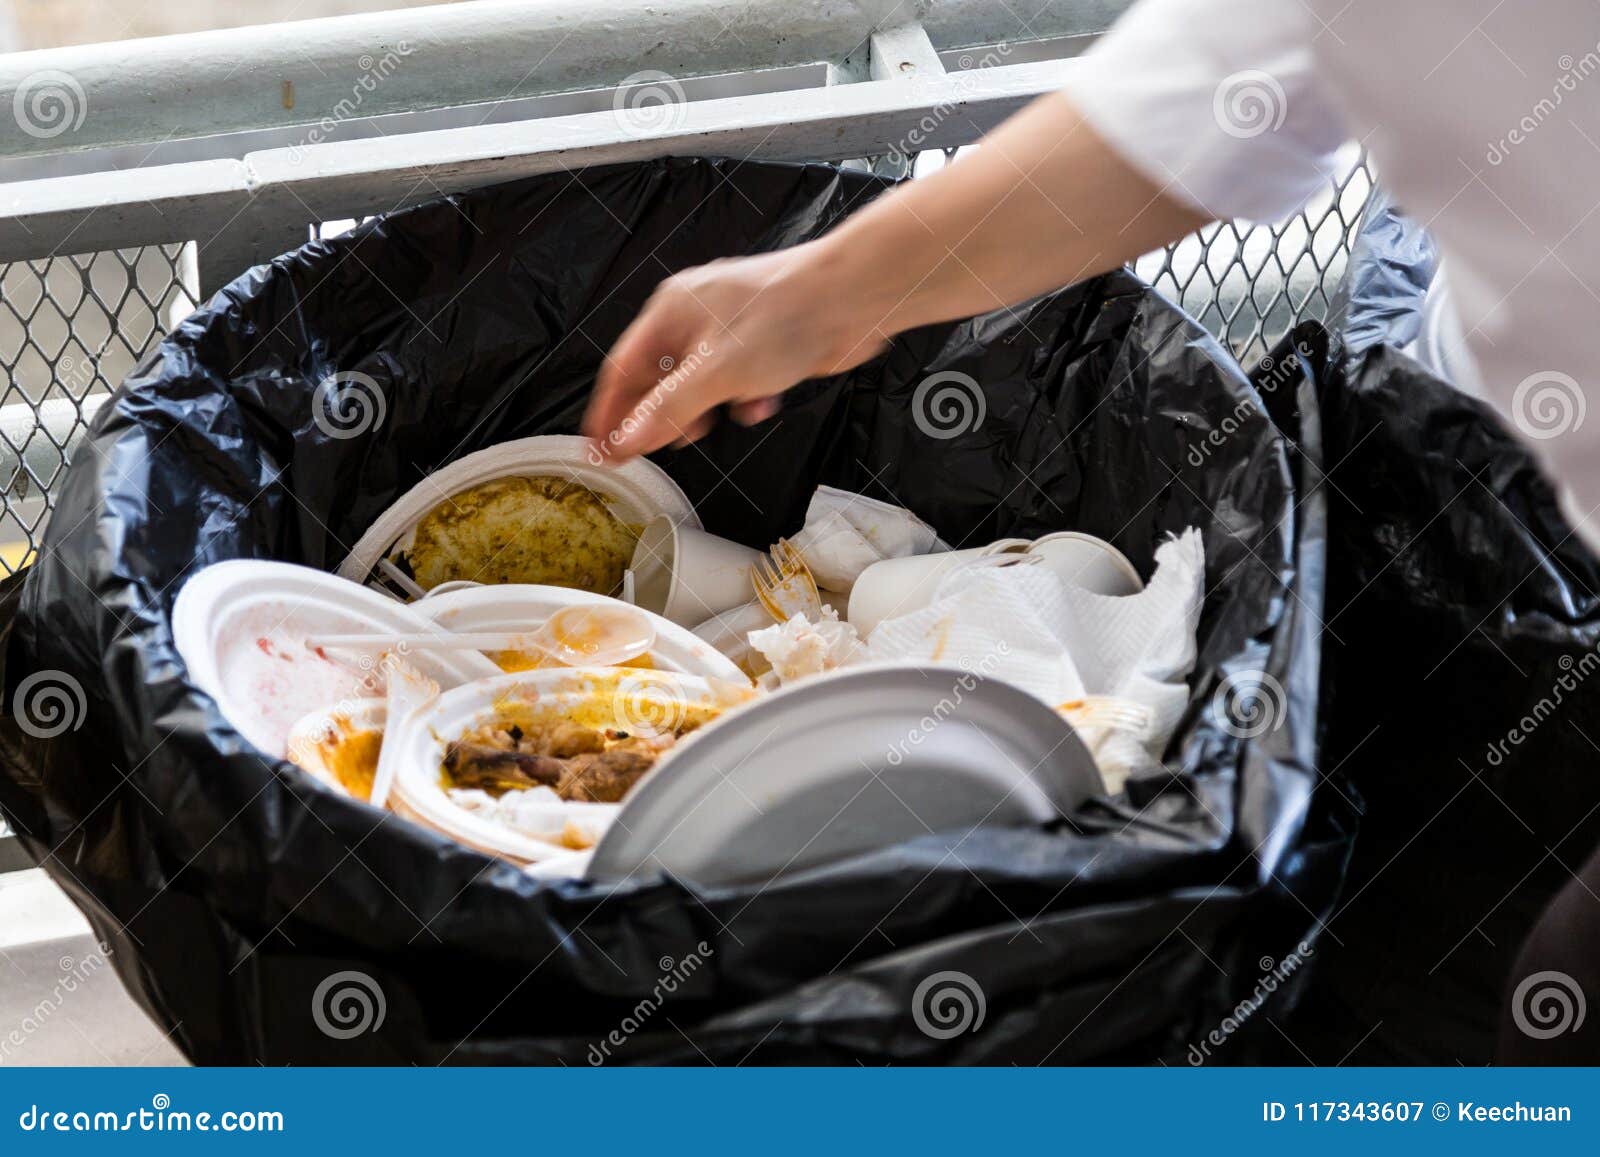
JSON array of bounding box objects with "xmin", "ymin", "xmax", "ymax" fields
[
  {"xmin": 401, "ymin": 476, "xmax": 639, "ymax": 594},
  {"xmin": 442, "ymin": 715, "xmax": 694, "ymax": 805}
]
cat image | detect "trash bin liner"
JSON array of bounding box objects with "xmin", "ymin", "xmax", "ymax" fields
[
  {"xmin": 0, "ymin": 157, "xmax": 1343, "ymax": 1064},
  {"xmin": 1275, "ymin": 203, "xmax": 1600, "ymax": 1063}
]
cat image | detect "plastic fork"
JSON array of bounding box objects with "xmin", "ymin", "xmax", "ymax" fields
[
  {"xmin": 1058, "ymin": 695, "xmax": 1154, "ymax": 739},
  {"xmin": 753, "ymin": 537, "xmax": 822, "ymax": 623}
]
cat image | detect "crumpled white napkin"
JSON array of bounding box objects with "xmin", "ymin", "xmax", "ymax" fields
[
  {"xmin": 1056, "ymin": 528, "xmax": 1206, "ymax": 791},
  {"xmin": 863, "ymin": 528, "xmax": 1206, "ymax": 792},
  {"xmin": 864, "ymin": 560, "xmax": 1089, "ymax": 706},
  {"xmin": 789, "ymin": 485, "xmax": 944, "ymax": 593},
  {"xmin": 748, "ymin": 605, "xmax": 865, "ymax": 685}
]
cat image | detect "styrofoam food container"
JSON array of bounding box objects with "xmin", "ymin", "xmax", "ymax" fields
[
  {"xmin": 1025, "ymin": 531, "xmax": 1143, "ymax": 596},
  {"xmin": 172, "ymin": 560, "xmax": 500, "ymax": 759},
  {"xmin": 410, "ymin": 583, "xmax": 746, "ymax": 683},
  {"xmin": 285, "ymin": 698, "xmax": 386, "ymax": 799},
  {"xmin": 336, "ymin": 436, "xmax": 699, "ymax": 595},
  {"xmin": 386, "ymin": 667, "xmax": 728, "ymax": 865}
]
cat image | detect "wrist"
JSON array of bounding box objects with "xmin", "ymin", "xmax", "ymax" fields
[{"xmin": 802, "ymin": 227, "xmax": 917, "ymax": 349}]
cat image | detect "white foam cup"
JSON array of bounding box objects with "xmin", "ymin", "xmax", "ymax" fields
[
  {"xmin": 1026, "ymin": 531, "xmax": 1143, "ymax": 596},
  {"xmin": 630, "ymin": 515, "xmax": 764, "ymax": 627}
]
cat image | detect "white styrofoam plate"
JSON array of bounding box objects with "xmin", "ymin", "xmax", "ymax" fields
[
  {"xmin": 172, "ymin": 560, "xmax": 500, "ymax": 759},
  {"xmin": 285, "ymin": 698, "xmax": 386, "ymax": 799},
  {"xmin": 411, "ymin": 583, "xmax": 747, "ymax": 684},
  {"xmin": 335, "ymin": 436, "xmax": 699, "ymax": 594},
  {"xmin": 386, "ymin": 667, "xmax": 730, "ymax": 865},
  {"xmin": 588, "ymin": 664, "xmax": 1104, "ymax": 887}
]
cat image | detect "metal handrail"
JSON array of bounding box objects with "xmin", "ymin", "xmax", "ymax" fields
[
  {"xmin": 0, "ymin": 1, "xmax": 1126, "ymax": 288},
  {"xmin": 0, "ymin": 0, "xmax": 1129, "ymax": 162}
]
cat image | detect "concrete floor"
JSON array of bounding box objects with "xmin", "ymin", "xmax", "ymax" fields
[{"xmin": 0, "ymin": 869, "xmax": 187, "ymax": 1066}]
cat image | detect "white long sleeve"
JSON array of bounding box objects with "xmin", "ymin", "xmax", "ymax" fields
[{"xmin": 1061, "ymin": 0, "xmax": 1348, "ymax": 224}]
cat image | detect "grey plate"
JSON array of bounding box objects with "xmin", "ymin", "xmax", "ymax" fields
[{"xmin": 586, "ymin": 665, "xmax": 1103, "ymax": 887}]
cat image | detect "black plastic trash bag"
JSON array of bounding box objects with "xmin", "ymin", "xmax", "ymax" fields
[
  {"xmin": 1273, "ymin": 202, "xmax": 1600, "ymax": 1063},
  {"xmin": 0, "ymin": 157, "xmax": 1344, "ymax": 1064}
]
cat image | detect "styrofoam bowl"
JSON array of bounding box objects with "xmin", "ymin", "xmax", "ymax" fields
[
  {"xmin": 387, "ymin": 667, "xmax": 730, "ymax": 864},
  {"xmin": 285, "ymin": 698, "xmax": 386, "ymax": 799},
  {"xmin": 172, "ymin": 561, "xmax": 501, "ymax": 759},
  {"xmin": 335, "ymin": 436, "xmax": 699, "ymax": 595}
]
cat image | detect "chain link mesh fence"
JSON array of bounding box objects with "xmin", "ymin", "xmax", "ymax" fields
[
  {"xmin": 0, "ymin": 153, "xmax": 1374, "ymax": 577},
  {"xmin": 0, "ymin": 244, "xmax": 198, "ymax": 571},
  {"xmin": 1133, "ymin": 146, "xmax": 1374, "ymax": 367}
]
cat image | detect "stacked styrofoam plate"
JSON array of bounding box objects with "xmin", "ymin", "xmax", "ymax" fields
[
  {"xmin": 411, "ymin": 583, "xmax": 746, "ymax": 683},
  {"xmin": 335, "ymin": 436, "xmax": 699, "ymax": 597},
  {"xmin": 586, "ymin": 665, "xmax": 1105, "ymax": 887},
  {"xmin": 384, "ymin": 668, "xmax": 728, "ymax": 865},
  {"xmin": 173, "ymin": 561, "xmax": 500, "ymax": 759}
]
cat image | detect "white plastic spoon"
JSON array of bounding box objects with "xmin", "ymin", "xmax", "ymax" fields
[{"xmin": 307, "ymin": 602, "xmax": 658, "ymax": 668}]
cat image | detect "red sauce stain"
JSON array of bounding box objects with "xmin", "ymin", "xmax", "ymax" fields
[{"xmin": 255, "ymin": 636, "xmax": 297, "ymax": 662}]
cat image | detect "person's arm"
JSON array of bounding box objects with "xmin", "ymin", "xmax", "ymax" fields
[
  {"xmin": 585, "ymin": 0, "xmax": 1345, "ymax": 459},
  {"xmin": 583, "ymin": 92, "xmax": 1209, "ymax": 459}
]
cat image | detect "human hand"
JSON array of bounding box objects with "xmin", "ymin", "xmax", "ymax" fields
[{"xmin": 583, "ymin": 239, "xmax": 891, "ymax": 461}]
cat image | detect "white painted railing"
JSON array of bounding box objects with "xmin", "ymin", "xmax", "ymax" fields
[{"xmin": 0, "ymin": 0, "xmax": 1126, "ymax": 285}]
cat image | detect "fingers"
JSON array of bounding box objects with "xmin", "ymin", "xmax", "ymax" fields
[
  {"xmin": 670, "ymin": 414, "xmax": 715, "ymax": 449},
  {"xmin": 583, "ymin": 302, "xmax": 683, "ymax": 451},
  {"xmin": 729, "ymin": 396, "xmax": 781, "ymax": 426},
  {"xmin": 606, "ymin": 359, "xmax": 739, "ymax": 458}
]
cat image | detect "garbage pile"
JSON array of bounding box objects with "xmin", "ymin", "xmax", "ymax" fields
[{"xmin": 0, "ymin": 158, "xmax": 1332, "ymax": 1063}]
